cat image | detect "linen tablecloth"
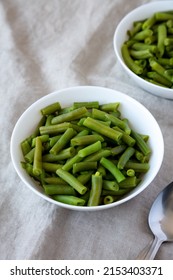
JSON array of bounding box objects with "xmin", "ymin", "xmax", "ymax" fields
[{"xmin": 1, "ymin": 0, "xmax": 173, "ymax": 260}]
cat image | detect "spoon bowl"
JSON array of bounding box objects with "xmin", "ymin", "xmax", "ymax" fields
[{"xmin": 137, "ymin": 182, "xmax": 173, "ymax": 259}]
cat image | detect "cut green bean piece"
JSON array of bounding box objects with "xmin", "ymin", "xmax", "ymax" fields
[
  {"xmin": 50, "ymin": 128, "xmax": 76, "ymax": 155},
  {"xmin": 125, "ymin": 161, "xmax": 150, "ymax": 173},
  {"xmin": 42, "ymin": 162, "xmax": 62, "ymax": 172},
  {"xmin": 99, "ymin": 102, "xmax": 120, "ymax": 112},
  {"xmin": 21, "ymin": 140, "xmax": 31, "ymax": 156},
  {"xmin": 44, "ymin": 177, "xmax": 67, "ymax": 185},
  {"xmin": 84, "ymin": 148, "xmax": 111, "ymax": 162},
  {"xmin": 73, "ymin": 101, "xmax": 99, "ymax": 109},
  {"xmin": 103, "ymin": 180, "xmax": 119, "ymax": 191},
  {"xmin": 51, "ymin": 107, "xmax": 88, "ymax": 125},
  {"xmin": 131, "ymin": 130, "xmax": 151, "ymax": 156},
  {"xmin": 41, "ymin": 102, "xmax": 61, "ymax": 115},
  {"xmin": 73, "ymin": 161, "xmax": 97, "ymax": 174},
  {"xmin": 142, "ymin": 15, "xmax": 156, "ymax": 30},
  {"xmin": 119, "ymin": 176, "xmax": 137, "ymax": 188},
  {"xmin": 147, "ymin": 71, "xmax": 172, "ymax": 87},
  {"xmin": 71, "ymin": 134, "xmax": 104, "ymax": 146},
  {"xmin": 133, "ymin": 29, "xmax": 153, "ymax": 41},
  {"xmin": 100, "ymin": 157, "xmax": 125, "ymax": 183},
  {"xmin": 44, "ymin": 184, "xmax": 77, "ymax": 195},
  {"xmin": 87, "ymin": 172, "xmax": 102, "ymax": 206},
  {"xmin": 157, "ymin": 24, "xmax": 167, "ymax": 57},
  {"xmin": 155, "ymin": 12, "xmax": 173, "ymax": 21},
  {"xmin": 40, "ymin": 122, "xmax": 71, "ymax": 135},
  {"xmin": 33, "ymin": 137, "xmax": 42, "ymax": 176},
  {"xmin": 53, "ymin": 195, "xmax": 85, "ymax": 206},
  {"xmin": 121, "ymin": 44, "xmax": 143, "ymax": 75},
  {"xmin": 56, "ymin": 168, "xmax": 87, "ymax": 195},
  {"xmin": 83, "ymin": 117, "xmax": 122, "ymax": 143},
  {"xmin": 43, "ymin": 147, "xmax": 76, "ymax": 162},
  {"xmin": 117, "ymin": 147, "xmax": 135, "ymax": 170},
  {"xmin": 78, "ymin": 141, "xmax": 102, "ymax": 158},
  {"xmin": 130, "ymin": 49, "xmax": 153, "ymax": 59}
]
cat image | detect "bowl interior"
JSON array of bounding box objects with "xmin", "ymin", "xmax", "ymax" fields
[
  {"xmin": 113, "ymin": 1, "xmax": 173, "ymax": 99},
  {"xmin": 10, "ymin": 86, "xmax": 164, "ymax": 211}
]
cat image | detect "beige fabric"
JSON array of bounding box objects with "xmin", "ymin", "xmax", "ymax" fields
[{"xmin": 0, "ymin": 0, "xmax": 173, "ymax": 260}]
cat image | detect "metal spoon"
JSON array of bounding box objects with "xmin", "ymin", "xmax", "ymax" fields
[{"xmin": 136, "ymin": 181, "xmax": 173, "ymax": 259}]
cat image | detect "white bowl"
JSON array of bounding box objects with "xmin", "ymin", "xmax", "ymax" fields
[
  {"xmin": 10, "ymin": 86, "xmax": 164, "ymax": 211},
  {"xmin": 114, "ymin": 1, "xmax": 173, "ymax": 99}
]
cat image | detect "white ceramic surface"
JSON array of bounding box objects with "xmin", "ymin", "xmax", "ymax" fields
[
  {"xmin": 114, "ymin": 1, "xmax": 173, "ymax": 99},
  {"xmin": 10, "ymin": 86, "xmax": 164, "ymax": 211}
]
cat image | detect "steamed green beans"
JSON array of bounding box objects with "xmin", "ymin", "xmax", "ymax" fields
[
  {"xmin": 122, "ymin": 10, "xmax": 173, "ymax": 89},
  {"xmin": 20, "ymin": 101, "xmax": 151, "ymax": 207}
]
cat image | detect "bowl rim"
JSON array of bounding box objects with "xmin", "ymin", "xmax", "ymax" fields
[
  {"xmin": 10, "ymin": 85, "xmax": 164, "ymax": 211},
  {"xmin": 113, "ymin": 1, "xmax": 173, "ymax": 99}
]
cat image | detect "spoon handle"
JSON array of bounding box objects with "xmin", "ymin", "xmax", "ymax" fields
[{"xmin": 136, "ymin": 236, "xmax": 163, "ymax": 260}]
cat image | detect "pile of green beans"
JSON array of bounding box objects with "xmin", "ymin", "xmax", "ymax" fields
[
  {"xmin": 122, "ymin": 11, "xmax": 173, "ymax": 89},
  {"xmin": 21, "ymin": 101, "xmax": 151, "ymax": 207}
]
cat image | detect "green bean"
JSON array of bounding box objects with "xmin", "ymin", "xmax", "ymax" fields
[
  {"xmin": 125, "ymin": 161, "xmax": 150, "ymax": 173},
  {"xmin": 119, "ymin": 176, "xmax": 137, "ymax": 188},
  {"xmin": 62, "ymin": 154, "xmax": 82, "ymax": 171},
  {"xmin": 131, "ymin": 42, "xmax": 157, "ymax": 53},
  {"xmin": 78, "ymin": 141, "xmax": 102, "ymax": 158},
  {"xmin": 33, "ymin": 137, "xmax": 42, "ymax": 176},
  {"xmin": 71, "ymin": 134, "xmax": 104, "ymax": 147},
  {"xmin": 113, "ymin": 127, "xmax": 135, "ymax": 147},
  {"xmin": 111, "ymin": 145, "xmax": 126, "ymax": 156},
  {"xmin": 127, "ymin": 22, "xmax": 143, "ymax": 38},
  {"xmin": 126, "ymin": 169, "xmax": 135, "ymax": 177},
  {"xmin": 45, "ymin": 115, "xmax": 54, "ymax": 126},
  {"xmin": 44, "ymin": 177, "xmax": 67, "ymax": 185},
  {"xmin": 147, "ymin": 71, "xmax": 172, "ymax": 87},
  {"xmin": 83, "ymin": 117, "xmax": 123, "ymax": 143},
  {"xmin": 43, "ymin": 147, "xmax": 76, "ymax": 162},
  {"xmin": 53, "ymin": 195, "xmax": 85, "ymax": 206},
  {"xmin": 73, "ymin": 101, "xmax": 99, "ymax": 109},
  {"xmin": 43, "ymin": 184, "xmax": 77, "ymax": 195},
  {"xmin": 21, "ymin": 139, "xmax": 31, "ymax": 156},
  {"xmin": 133, "ymin": 29, "xmax": 153, "ymax": 41},
  {"xmin": 103, "ymin": 180, "xmax": 119, "ymax": 191},
  {"xmin": 51, "ymin": 107, "xmax": 88, "ymax": 125},
  {"xmin": 41, "ymin": 102, "xmax": 61, "ymax": 116},
  {"xmin": 101, "ymin": 189, "xmax": 129, "ymax": 196},
  {"xmin": 99, "ymin": 102, "xmax": 120, "ymax": 112},
  {"xmin": 157, "ymin": 24, "xmax": 167, "ymax": 57},
  {"xmin": 121, "ymin": 44, "xmax": 143, "ymax": 75},
  {"xmin": 100, "ymin": 157, "xmax": 125, "ymax": 183},
  {"xmin": 32, "ymin": 116, "xmax": 46, "ymax": 138},
  {"xmin": 117, "ymin": 147, "xmax": 135, "ymax": 169},
  {"xmin": 40, "ymin": 122, "xmax": 71, "ymax": 135},
  {"xmin": 73, "ymin": 161, "xmax": 97, "ymax": 174},
  {"xmin": 77, "ymin": 171, "xmax": 93, "ymax": 185},
  {"xmin": 131, "ymin": 130, "xmax": 151, "ymax": 156},
  {"xmin": 130, "ymin": 49, "xmax": 153, "ymax": 59},
  {"xmin": 31, "ymin": 135, "xmax": 49, "ymax": 147},
  {"xmin": 50, "ymin": 128, "xmax": 76, "ymax": 154},
  {"xmin": 103, "ymin": 195, "xmax": 114, "ymax": 205},
  {"xmin": 155, "ymin": 12, "xmax": 173, "ymax": 21},
  {"xmin": 142, "ymin": 15, "xmax": 156, "ymax": 30},
  {"xmin": 84, "ymin": 148, "xmax": 111, "ymax": 162},
  {"xmin": 164, "ymin": 37, "xmax": 173, "ymax": 46},
  {"xmin": 87, "ymin": 172, "xmax": 102, "ymax": 206},
  {"xmin": 42, "ymin": 162, "xmax": 62, "ymax": 172},
  {"xmin": 157, "ymin": 57, "xmax": 173, "ymax": 66},
  {"xmin": 56, "ymin": 168, "xmax": 87, "ymax": 195}
]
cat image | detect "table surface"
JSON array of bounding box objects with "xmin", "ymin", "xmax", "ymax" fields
[{"xmin": 1, "ymin": 0, "xmax": 173, "ymax": 260}]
